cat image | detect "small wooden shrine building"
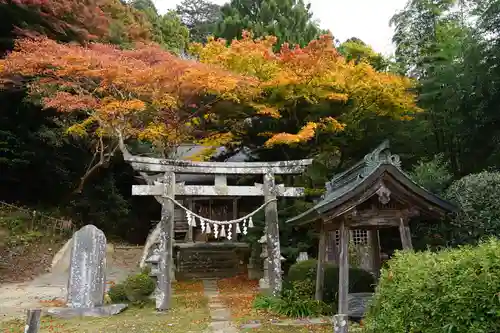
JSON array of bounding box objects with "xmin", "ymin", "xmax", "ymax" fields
[{"xmin": 286, "ymin": 141, "xmax": 457, "ymax": 333}]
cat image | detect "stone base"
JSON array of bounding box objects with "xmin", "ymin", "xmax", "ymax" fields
[
  {"xmin": 47, "ymin": 304, "xmax": 128, "ymax": 318},
  {"xmin": 247, "ymin": 264, "xmax": 262, "ymax": 280},
  {"xmin": 259, "ymin": 278, "xmax": 270, "ymax": 294},
  {"xmin": 333, "ymin": 314, "xmax": 348, "ymax": 333}
]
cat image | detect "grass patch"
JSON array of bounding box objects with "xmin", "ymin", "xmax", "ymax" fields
[
  {"xmin": 240, "ymin": 322, "xmax": 364, "ymax": 333},
  {"xmin": 1, "ymin": 282, "xmax": 210, "ymax": 333}
]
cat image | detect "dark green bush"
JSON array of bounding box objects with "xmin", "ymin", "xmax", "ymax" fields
[
  {"xmin": 108, "ymin": 282, "xmax": 128, "ymax": 303},
  {"xmin": 364, "ymin": 238, "xmax": 500, "ymax": 333},
  {"xmin": 445, "ymin": 171, "xmax": 500, "ymax": 245},
  {"xmin": 286, "ymin": 259, "xmax": 375, "ymax": 304},
  {"xmin": 124, "ymin": 273, "xmax": 156, "ymax": 305}
]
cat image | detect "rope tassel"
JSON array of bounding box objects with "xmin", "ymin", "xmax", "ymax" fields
[
  {"xmin": 236, "ymin": 223, "xmax": 241, "ymax": 234},
  {"xmin": 248, "ymin": 217, "xmax": 254, "ymax": 228},
  {"xmin": 214, "ymin": 224, "xmax": 219, "ymax": 238},
  {"xmin": 220, "ymin": 225, "xmax": 226, "ymax": 238}
]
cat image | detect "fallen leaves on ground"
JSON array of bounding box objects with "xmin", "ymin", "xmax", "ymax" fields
[
  {"xmin": 39, "ymin": 298, "xmax": 66, "ymax": 307},
  {"xmin": 215, "ymin": 276, "xmax": 364, "ymax": 333},
  {"xmin": 173, "ymin": 280, "xmax": 206, "ymax": 309},
  {"xmin": 0, "ymin": 240, "xmax": 65, "ymax": 284},
  {"xmin": 217, "ymin": 275, "xmax": 260, "ymax": 319}
]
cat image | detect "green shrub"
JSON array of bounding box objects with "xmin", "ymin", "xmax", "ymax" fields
[
  {"xmin": 108, "ymin": 283, "xmax": 128, "ymax": 303},
  {"xmin": 410, "ymin": 154, "xmax": 453, "ymax": 195},
  {"xmin": 286, "ymin": 259, "xmax": 375, "ymax": 304},
  {"xmin": 364, "ymin": 238, "xmax": 500, "ymax": 333},
  {"xmin": 124, "ymin": 273, "xmax": 156, "ymax": 305},
  {"xmin": 271, "ymin": 289, "xmax": 324, "ymax": 318},
  {"xmin": 445, "ymin": 171, "xmax": 500, "ymax": 245},
  {"xmin": 253, "ymin": 290, "xmax": 327, "ymax": 318},
  {"xmin": 252, "ymin": 293, "xmax": 281, "ymax": 310}
]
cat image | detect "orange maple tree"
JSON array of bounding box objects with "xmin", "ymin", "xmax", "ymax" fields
[
  {"xmin": 0, "ymin": 37, "xmax": 262, "ymax": 188},
  {"xmin": 1, "ymin": 0, "xmax": 152, "ymax": 43},
  {"xmin": 191, "ymin": 32, "xmax": 421, "ymax": 148}
]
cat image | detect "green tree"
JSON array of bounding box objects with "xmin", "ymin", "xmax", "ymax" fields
[
  {"xmin": 131, "ymin": 0, "xmax": 189, "ymax": 53},
  {"xmin": 215, "ymin": 0, "xmax": 325, "ymax": 49},
  {"xmin": 176, "ymin": 0, "xmax": 221, "ymax": 42},
  {"xmin": 391, "ymin": 0, "xmax": 500, "ymax": 176},
  {"xmin": 337, "ymin": 37, "xmax": 390, "ymax": 71}
]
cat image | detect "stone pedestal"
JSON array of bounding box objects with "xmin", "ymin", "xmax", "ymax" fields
[
  {"xmin": 258, "ymin": 236, "xmax": 270, "ymax": 292},
  {"xmin": 333, "ymin": 314, "xmax": 348, "ymax": 333},
  {"xmin": 247, "ymin": 246, "xmax": 262, "ymax": 280}
]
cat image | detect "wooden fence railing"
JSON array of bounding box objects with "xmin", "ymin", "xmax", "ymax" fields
[{"xmin": 0, "ymin": 201, "xmax": 75, "ymax": 237}]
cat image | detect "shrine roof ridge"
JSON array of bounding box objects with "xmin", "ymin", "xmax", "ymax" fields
[{"xmin": 287, "ymin": 140, "xmax": 458, "ymax": 225}]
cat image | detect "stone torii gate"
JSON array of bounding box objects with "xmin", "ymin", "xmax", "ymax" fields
[{"xmin": 124, "ymin": 153, "xmax": 312, "ymax": 311}]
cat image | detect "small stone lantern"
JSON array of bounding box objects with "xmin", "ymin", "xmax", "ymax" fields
[{"xmin": 258, "ymin": 235, "xmax": 285, "ymax": 292}]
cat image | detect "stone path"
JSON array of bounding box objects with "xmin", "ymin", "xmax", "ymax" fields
[
  {"xmin": 202, "ymin": 279, "xmax": 238, "ymax": 333},
  {"xmin": 0, "ymin": 245, "xmax": 141, "ymax": 323}
]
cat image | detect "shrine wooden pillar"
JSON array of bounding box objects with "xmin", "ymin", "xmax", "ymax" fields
[
  {"xmin": 334, "ymin": 219, "xmax": 350, "ymax": 333},
  {"xmin": 399, "ymin": 217, "xmax": 413, "ymax": 250},
  {"xmin": 315, "ymin": 221, "xmax": 327, "ymax": 301},
  {"xmin": 368, "ymin": 229, "xmax": 381, "ymax": 278}
]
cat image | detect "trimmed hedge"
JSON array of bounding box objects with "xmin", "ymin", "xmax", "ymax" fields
[
  {"xmin": 364, "ymin": 238, "xmax": 500, "ymax": 333},
  {"xmin": 285, "ymin": 259, "xmax": 375, "ymax": 304}
]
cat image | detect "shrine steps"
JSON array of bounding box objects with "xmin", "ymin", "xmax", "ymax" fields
[{"xmin": 175, "ymin": 242, "xmax": 250, "ymax": 281}]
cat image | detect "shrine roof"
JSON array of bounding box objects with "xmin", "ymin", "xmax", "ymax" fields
[{"xmin": 287, "ymin": 140, "xmax": 457, "ymax": 225}]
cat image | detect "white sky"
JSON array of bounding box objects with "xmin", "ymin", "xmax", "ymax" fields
[{"xmin": 153, "ymin": 0, "xmax": 408, "ymax": 56}]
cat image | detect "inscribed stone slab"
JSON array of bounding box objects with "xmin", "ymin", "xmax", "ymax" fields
[{"xmin": 66, "ymin": 225, "xmax": 107, "ymax": 308}]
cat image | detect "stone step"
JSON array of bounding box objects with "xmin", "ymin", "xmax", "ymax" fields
[
  {"xmin": 173, "ymin": 245, "xmax": 248, "ymax": 281},
  {"xmin": 180, "ymin": 261, "xmax": 239, "ymax": 267},
  {"xmin": 177, "ymin": 270, "xmax": 241, "ymax": 280}
]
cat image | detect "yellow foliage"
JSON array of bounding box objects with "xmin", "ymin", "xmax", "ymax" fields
[
  {"xmin": 265, "ymin": 122, "xmax": 318, "ymax": 147},
  {"xmin": 66, "ymin": 116, "xmax": 97, "ymax": 137},
  {"xmin": 192, "ymin": 32, "xmax": 421, "ymax": 147}
]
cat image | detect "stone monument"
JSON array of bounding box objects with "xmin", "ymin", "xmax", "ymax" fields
[{"xmin": 48, "ymin": 225, "xmax": 127, "ymax": 318}]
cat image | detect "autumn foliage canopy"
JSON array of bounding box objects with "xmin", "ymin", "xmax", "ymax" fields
[
  {"xmin": 192, "ymin": 32, "xmax": 420, "ymax": 147},
  {"xmin": 0, "ymin": 37, "xmax": 261, "ymax": 151},
  {"xmin": 1, "ymin": 0, "xmax": 153, "ymax": 43},
  {"xmin": 0, "ymin": 31, "xmax": 420, "ymax": 159}
]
